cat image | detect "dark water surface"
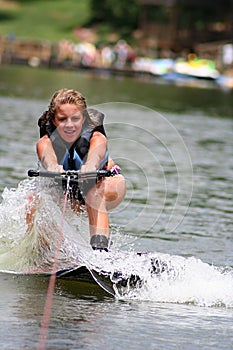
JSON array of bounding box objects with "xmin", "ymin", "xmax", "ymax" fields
[
  {"xmin": 0, "ymin": 64, "xmax": 233, "ymax": 117},
  {"xmin": 0, "ymin": 65, "xmax": 233, "ymax": 349}
]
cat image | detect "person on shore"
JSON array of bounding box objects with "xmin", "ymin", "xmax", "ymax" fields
[{"xmin": 36, "ymin": 88, "xmax": 126, "ymax": 251}]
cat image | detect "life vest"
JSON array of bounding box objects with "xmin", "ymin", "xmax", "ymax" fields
[{"xmin": 49, "ymin": 126, "xmax": 108, "ymax": 171}]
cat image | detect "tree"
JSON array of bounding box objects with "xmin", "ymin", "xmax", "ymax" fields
[{"xmin": 89, "ymin": 0, "xmax": 139, "ymax": 40}]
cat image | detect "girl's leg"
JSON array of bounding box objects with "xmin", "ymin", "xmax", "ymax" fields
[{"xmin": 85, "ymin": 174, "xmax": 126, "ymax": 250}]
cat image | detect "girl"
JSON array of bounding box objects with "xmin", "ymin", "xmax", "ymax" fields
[{"xmin": 37, "ymin": 89, "xmax": 126, "ymax": 251}]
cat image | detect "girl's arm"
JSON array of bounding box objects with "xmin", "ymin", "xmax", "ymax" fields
[
  {"xmin": 36, "ymin": 135, "xmax": 64, "ymax": 172},
  {"xmin": 81, "ymin": 131, "xmax": 108, "ymax": 172}
]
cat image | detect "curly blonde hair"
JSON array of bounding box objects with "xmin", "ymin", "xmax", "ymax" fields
[{"xmin": 48, "ymin": 89, "xmax": 87, "ymax": 119}]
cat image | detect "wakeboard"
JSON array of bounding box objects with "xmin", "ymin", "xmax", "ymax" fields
[
  {"xmin": 0, "ymin": 254, "xmax": 168, "ymax": 297},
  {"xmin": 53, "ymin": 253, "xmax": 168, "ymax": 297},
  {"xmin": 54, "ymin": 265, "xmax": 145, "ymax": 296},
  {"xmin": 55, "ymin": 265, "xmax": 117, "ymax": 296}
]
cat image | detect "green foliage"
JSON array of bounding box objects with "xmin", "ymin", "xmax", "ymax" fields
[
  {"xmin": 90, "ymin": 0, "xmax": 139, "ymax": 26},
  {"xmin": 0, "ymin": 0, "xmax": 140, "ymax": 43},
  {"xmin": 0, "ymin": 0, "xmax": 91, "ymax": 41},
  {"xmin": 89, "ymin": 0, "xmax": 139, "ymax": 38},
  {"xmin": 0, "ymin": 0, "xmax": 230, "ymax": 44}
]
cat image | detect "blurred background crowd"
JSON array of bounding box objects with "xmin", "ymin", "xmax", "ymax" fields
[{"xmin": 0, "ymin": 0, "xmax": 232, "ymax": 87}]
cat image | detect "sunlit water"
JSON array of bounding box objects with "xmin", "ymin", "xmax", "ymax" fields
[{"xmin": 0, "ymin": 66, "xmax": 233, "ymax": 349}]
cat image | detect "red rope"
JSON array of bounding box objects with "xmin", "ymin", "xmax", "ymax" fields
[{"xmin": 37, "ymin": 188, "xmax": 69, "ymax": 350}]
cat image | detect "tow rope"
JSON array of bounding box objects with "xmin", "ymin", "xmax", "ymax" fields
[{"xmin": 37, "ymin": 177, "xmax": 71, "ymax": 350}]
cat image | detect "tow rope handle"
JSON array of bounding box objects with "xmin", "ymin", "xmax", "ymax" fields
[
  {"xmin": 28, "ymin": 168, "xmax": 120, "ymax": 181},
  {"xmin": 28, "ymin": 167, "xmax": 121, "ymax": 198}
]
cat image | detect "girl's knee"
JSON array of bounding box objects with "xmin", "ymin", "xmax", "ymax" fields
[{"xmin": 105, "ymin": 175, "xmax": 126, "ymax": 208}]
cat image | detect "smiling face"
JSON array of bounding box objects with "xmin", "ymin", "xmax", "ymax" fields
[{"xmin": 54, "ymin": 103, "xmax": 85, "ymax": 143}]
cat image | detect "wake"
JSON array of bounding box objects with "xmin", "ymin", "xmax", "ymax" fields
[{"xmin": 1, "ymin": 178, "xmax": 233, "ymax": 308}]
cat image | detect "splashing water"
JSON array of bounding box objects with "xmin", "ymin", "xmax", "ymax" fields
[
  {"xmin": 0, "ymin": 177, "xmax": 90, "ymax": 271},
  {"xmin": 83, "ymin": 249, "xmax": 233, "ymax": 307},
  {"xmin": 1, "ymin": 178, "xmax": 233, "ymax": 308}
]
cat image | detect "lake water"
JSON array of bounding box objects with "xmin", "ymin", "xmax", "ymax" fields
[{"xmin": 0, "ymin": 65, "xmax": 233, "ymax": 349}]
